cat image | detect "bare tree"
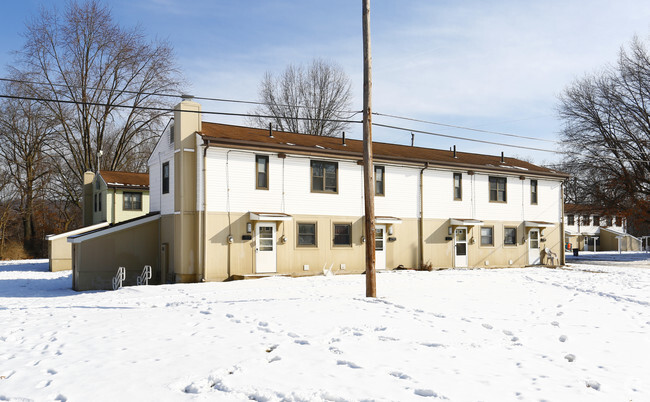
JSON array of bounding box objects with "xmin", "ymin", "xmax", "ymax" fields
[
  {"xmin": 0, "ymin": 78, "xmax": 56, "ymax": 253},
  {"xmin": 13, "ymin": 0, "xmax": 183, "ymax": 207},
  {"xmin": 558, "ymin": 35, "xmax": 650, "ymax": 229},
  {"xmin": 250, "ymin": 59, "xmax": 353, "ymax": 137}
]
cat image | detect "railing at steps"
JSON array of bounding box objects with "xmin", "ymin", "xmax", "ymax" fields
[
  {"xmin": 112, "ymin": 267, "xmax": 126, "ymax": 290},
  {"xmin": 137, "ymin": 265, "xmax": 152, "ymax": 286}
]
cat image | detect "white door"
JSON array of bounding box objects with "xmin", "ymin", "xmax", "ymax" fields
[
  {"xmin": 528, "ymin": 229, "xmax": 541, "ymax": 265},
  {"xmin": 454, "ymin": 227, "xmax": 468, "ymax": 268},
  {"xmin": 375, "ymin": 225, "xmax": 386, "ymax": 270},
  {"xmin": 255, "ymin": 223, "xmax": 277, "ymax": 273}
]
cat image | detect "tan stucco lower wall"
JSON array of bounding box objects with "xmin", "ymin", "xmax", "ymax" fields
[
  {"xmin": 202, "ymin": 213, "xmax": 562, "ymax": 281},
  {"xmin": 203, "ymin": 213, "xmax": 418, "ymax": 281},
  {"xmin": 73, "ymin": 218, "xmax": 160, "ymax": 291},
  {"xmin": 568, "ymin": 232, "xmax": 640, "ymax": 252},
  {"xmin": 49, "ymin": 236, "xmax": 73, "ymax": 272}
]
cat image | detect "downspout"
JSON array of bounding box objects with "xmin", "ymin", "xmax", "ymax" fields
[
  {"xmin": 418, "ymin": 162, "xmax": 428, "ymax": 269},
  {"xmin": 112, "ymin": 188, "xmax": 116, "ymax": 224},
  {"xmin": 560, "ymin": 182, "xmax": 566, "ymax": 265},
  {"xmin": 202, "ymin": 143, "xmax": 208, "ymax": 281}
]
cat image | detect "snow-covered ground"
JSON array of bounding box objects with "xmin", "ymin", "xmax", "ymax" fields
[{"xmin": 1, "ymin": 258, "xmax": 649, "ymax": 401}]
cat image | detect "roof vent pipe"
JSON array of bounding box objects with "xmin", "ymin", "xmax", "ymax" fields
[
  {"xmin": 269, "ymin": 123, "xmax": 273, "ymax": 138},
  {"xmin": 501, "ymin": 152, "xmax": 504, "ymax": 163},
  {"xmin": 342, "ymin": 132, "xmax": 346, "ymax": 146},
  {"xmin": 453, "ymin": 145, "xmax": 457, "ymax": 158},
  {"xmin": 411, "ymin": 132, "xmax": 414, "ymax": 147}
]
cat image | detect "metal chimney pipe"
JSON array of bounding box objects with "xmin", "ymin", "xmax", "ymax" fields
[
  {"xmin": 501, "ymin": 152, "xmax": 504, "ymax": 163},
  {"xmin": 269, "ymin": 123, "xmax": 273, "ymax": 138},
  {"xmin": 453, "ymin": 145, "xmax": 457, "ymax": 158},
  {"xmin": 342, "ymin": 132, "xmax": 346, "ymax": 146}
]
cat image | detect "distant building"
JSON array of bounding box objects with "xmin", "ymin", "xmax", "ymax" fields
[
  {"xmin": 564, "ymin": 204, "xmax": 640, "ymax": 251},
  {"xmin": 83, "ymin": 170, "xmax": 150, "ymax": 226}
]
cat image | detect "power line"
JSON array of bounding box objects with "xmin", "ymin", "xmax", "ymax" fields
[
  {"xmin": 0, "ymin": 93, "xmax": 363, "ymax": 124},
  {"xmin": 2, "ymin": 91, "xmax": 649, "ymax": 164},
  {"xmin": 373, "ymin": 122, "xmax": 650, "ymax": 164},
  {"xmin": 0, "ymin": 76, "xmax": 362, "ymax": 116},
  {"xmin": 373, "ymin": 111, "xmax": 558, "ymax": 144}
]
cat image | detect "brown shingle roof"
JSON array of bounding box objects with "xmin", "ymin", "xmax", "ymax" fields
[
  {"xmin": 200, "ymin": 122, "xmax": 568, "ymax": 178},
  {"xmin": 99, "ymin": 170, "xmax": 149, "ymax": 189}
]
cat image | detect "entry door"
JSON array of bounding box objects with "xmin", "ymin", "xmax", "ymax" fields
[
  {"xmin": 255, "ymin": 223, "xmax": 277, "ymax": 273},
  {"xmin": 454, "ymin": 227, "xmax": 468, "ymax": 268},
  {"xmin": 375, "ymin": 225, "xmax": 386, "ymax": 270},
  {"xmin": 528, "ymin": 229, "xmax": 541, "ymax": 265}
]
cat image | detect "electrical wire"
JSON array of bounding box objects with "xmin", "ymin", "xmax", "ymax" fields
[
  {"xmin": 372, "ymin": 111, "xmax": 557, "ymax": 143},
  {"xmin": 0, "ymin": 76, "xmax": 361, "ymax": 116}
]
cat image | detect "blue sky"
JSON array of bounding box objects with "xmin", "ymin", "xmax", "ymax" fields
[{"xmin": 1, "ymin": 0, "xmax": 650, "ymax": 164}]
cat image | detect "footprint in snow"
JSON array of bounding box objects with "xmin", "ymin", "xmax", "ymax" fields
[
  {"xmin": 389, "ymin": 371, "xmax": 411, "ymax": 380},
  {"xmin": 287, "ymin": 332, "xmax": 299, "ymax": 338},
  {"xmin": 551, "ymin": 321, "xmax": 560, "ymax": 327},
  {"xmin": 565, "ymin": 354, "xmax": 576, "ymax": 362},
  {"xmin": 414, "ymin": 388, "xmax": 439, "ymax": 398},
  {"xmin": 55, "ymin": 394, "xmax": 67, "ymax": 402},
  {"xmin": 421, "ymin": 342, "xmax": 444, "ymax": 348},
  {"xmin": 294, "ymin": 339, "xmax": 309, "ymax": 345},
  {"xmin": 585, "ymin": 379, "xmax": 600, "ymax": 390},
  {"xmin": 337, "ymin": 360, "xmax": 361, "ymax": 369},
  {"xmin": 503, "ymin": 330, "xmax": 514, "ymax": 336},
  {"xmin": 482, "ymin": 323, "xmax": 493, "ymax": 330},
  {"xmin": 559, "ymin": 335, "xmax": 568, "ymax": 342}
]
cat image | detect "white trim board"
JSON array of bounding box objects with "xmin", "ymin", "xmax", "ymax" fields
[
  {"xmin": 68, "ymin": 215, "xmax": 160, "ymax": 244},
  {"xmin": 46, "ymin": 222, "xmax": 110, "ymax": 241}
]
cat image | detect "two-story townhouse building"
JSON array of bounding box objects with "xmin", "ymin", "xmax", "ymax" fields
[
  {"xmin": 68, "ymin": 100, "xmax": 569, "ymax": 290},
  {"xmin": 564, "ymin": 204, "xmax": 640, "ymax": 251}
]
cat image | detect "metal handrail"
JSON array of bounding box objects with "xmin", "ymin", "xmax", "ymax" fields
[
  {"xmin": 137, "ymin": 265, "xmax": 152, "ymax": 286},
  {"xmin": 112, "ymin": 267, "xmax": 126, "ymax": 290}
]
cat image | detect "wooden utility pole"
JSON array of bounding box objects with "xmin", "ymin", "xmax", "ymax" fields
[{"xmin": 362, "ymin": 0, "xmax": 376, "ymax": 297}]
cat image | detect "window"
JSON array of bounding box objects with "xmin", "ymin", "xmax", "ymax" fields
[
  {"xmin": 98, "ymin": 193, "xmax": 102, "ymax": 212},
  {"xmin": 123, "ymin": 192, "xmax": 143, "ymax": 211},
  {"xmin": 94, "ymin": 194, "xmax": 97, "ymax": 212},
  {"xmin": 256, "ymin": 155, "xmax": 269, "ymax": 189},
  {"xmin": 333, "ymin": 223, "xmax": 351, "ymax": 246},
  {"xmin": 297, "ymin": 223, "xmax": 317, "ymax": 247},
  {"xmin": 582, "ymin": 215, "xmax": 590, "ymax": 226},
  {"xmin": 615, "ymin": 216, "xmax": 622, "ymax": 227},
  {"xmin": 489, "ymin": 177, "xmax": 507, "ymax": 202},
  {"xmin": 162, "ymin": 162, "xmax": 169, "ymax": 194},
  {"xmin": 453, "ymin": 173, "xmax": 462, "ymax": 200},
  {"xmin": 530, "ymin": 179, "xmax": 538, "ymax": 204},
  {"xmin": 311, "ymin": 160, "xmax": 338, "ymax": 193},
  {"xmin": 169, "ymin": 124, "xmax": 175, "ymax": 144},
  {"xmin": 606, "ymin": 216, "xmax": 612, "ymax": 226},
  {"xmin": 481, "ymin": 226, "xmax": 494, "ymax": 246},
  {"xmin": 375, "ymin": 166, "xmax": 385, "ymax": 196},
  {"xmin": 593, "ymin": 215, "xmax": 600, "ymax": 226},
  {"xmin": 567, "ymin": 215, "xmax": 575, "ymax": 225},
  {"xmin": 504, "ymin": 227, "xmax": 517, "ymax": 245}
]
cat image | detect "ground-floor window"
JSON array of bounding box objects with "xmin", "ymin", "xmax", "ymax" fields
[
  {"xmin": 297, "ymin": 223, "xmax": 317, "ymax": 246},
  {"xmin": 480, "ymin": 226, "xmax": 494, "ymax": 246},
  {"xmin": 333, "ymin": 223, "xmax": 351, "ymax": 246},
  {"xmin": 504, "ymin": 227, "xmax": 517, "ymax": 245}
]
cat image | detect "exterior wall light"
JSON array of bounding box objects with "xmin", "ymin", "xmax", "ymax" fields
[
  {"xmin": 227, "ymin": 235, "xmax": 234, "ymax": 244},
  {"xmin": 361, "ymin": 236, "xmax": 366, "ymax": 243},
  {"xmin": 280, "ymin": 235, "xmax": 287, "ymax": 244},
  {"xmin": 246, "ymin": 222, "xmax": 252, "ymax": 233},
  {"xmin": 388, "ymin": 226, "xmax": 393, "ymax": 235},
  {"xmin": 448, "ymin": 226, "xmax": 453, "ymax": 235}
]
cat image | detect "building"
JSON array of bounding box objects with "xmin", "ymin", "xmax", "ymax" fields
[
  {"xmin": 82, "ymin": 170, "xmax": 150, "ymax": 226},
  {"xmin": 564, "ymin": 204, "xmax": 640, "ymax": 251},
  {"xmin": 68, "ymin": 100, "xmax": 569, "ymax": 290},
  {"xmin": 47, "ymin": 171, "xmax": 149, "ymax": 272}
]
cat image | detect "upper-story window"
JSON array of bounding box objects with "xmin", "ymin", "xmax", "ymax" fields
[
  {"xmin": 567, "ymin": 215, "xmax": 575, "ymax": 225},
  {"xmin": 162, "ymin": 162, "xmax": 170, "ymax": 194},
  {"xmin": 123, "ymin": 192, "xmax": 142, "ymax": 211},
  {"xmin": 169, "ymin": 124, "xmax": 175, "ymax": 144},
  {"xmin": 489, "ymin": 176, "xmax": 507, "ymax": 202},
  {"xmin": 530, "ymin": 179, "xmax": 538, "ymax": 204},
  {"xmin": 593, "ymin": 215, "xmax": 600, "ymax": 226},
  {"xmin": 311, "ymin": 160, "xmax": 338, "ymax": 193},
  {"xmin": 606, "ymin": 216, "xmax": 613, "ymax": 226},
  {"xmin": 256, "ymin": 155, "xmax": 269, "ymax": 190},
  {"xmin": 615, "ymin": 216, "xmax": 622, "ymax": 226},
  {"xmin": 375, "ymin": 165, "xmax": 385, "ymax": 196},
  {"xmin": 453, "ymin": 173, "xmax": 462, "ymax": 200},
  {"xmin": 582, "ymin": 215, "xmax": 590, "ymax": 226}
]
